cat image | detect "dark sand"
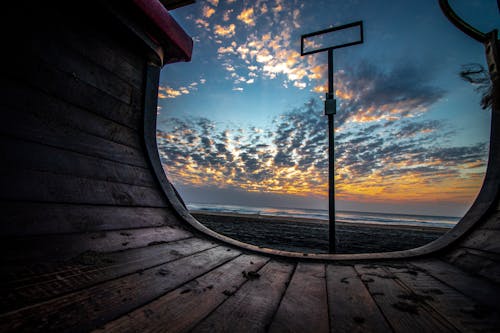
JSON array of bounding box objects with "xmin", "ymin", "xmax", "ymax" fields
[{"xmin": 192, "ymin": 211, "xmax": 449, "ymax": 254}]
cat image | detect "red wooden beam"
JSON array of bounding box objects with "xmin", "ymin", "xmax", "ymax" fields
[{"xmin": 132, "ymin": 0, "xmax": 193, "ymax": 63}]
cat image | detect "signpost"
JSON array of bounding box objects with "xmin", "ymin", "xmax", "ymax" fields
[{"xmin": 301, "ymin": 21, "xmax": 364, "ymax": 253}]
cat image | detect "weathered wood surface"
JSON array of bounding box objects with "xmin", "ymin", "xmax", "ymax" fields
[
  {"xmin": 326, "ymin": 265, "xmax": 391, "ymax": 333},
  {"xmin": 57, "ymin": 27, "xmax": 144, "ymax": 89},
  {"xmin": 476, "ymin": 211, "xmax": 500, "ymax": 230},
  {"xmin": 461, "ymin": 229, "xmax": 500, "ymax": 253},
  {"xmin": 354, "ymin": 264, "xmax": 456, "ymax": 333},
  {"xmin": 28, "ymin": 31, "xmax": 134, "ymax": 105},
  {"xmin": 2, "ymin": 54, "xmax": 142, "ymax": 131},
  {"xmin": 1, "ymin": 225, "xmax": 193, "ymax": 263},
  {"xmin": 268, "ymin": 263, "xmax": 329, "ymax": 333},
  {"xmin": 443, "ymin": 248, "xmax": 500, "ymax": 284},
  {"xmin": 0, "ymin": 77, "xmax": 142, "ymax": 149},
  {"xmin": 0, "ymin": 246, "xmax": 239, "ymax": 333},
  {"xmin": 0, "ymin": 237, "xmax": 212, "ymax": 313},
  {"xmin": 0, "ymin": 202, "xmax": 182, "ymax": 236},
  {"xmin": 0, "ymin": 168, "xmax": 168, "ymax": 207},
  {"xmin": 1, "ymin": 136, "xmax": 155, "ymax": 187},
  {"xmin": 386, "ymin": 263, "xmax": 500, "ymax": 332},
  {"xmin": 412, "ymin": 259, "xmax": 500, "ymax": 309},
  {"xmin": 96, "ymin": 254, "xmax": 269, "ymax": 333},
  {"xmin": 191, "ymin": 260, "xmax": 294, "ymax": 333},
  {"xmin": 0, "ymin": 105, "xmax": 148, "ymax": 168}
]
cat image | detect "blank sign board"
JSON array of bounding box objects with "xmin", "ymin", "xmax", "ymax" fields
[{"xmin": 301, "ymin": 21, "xmax": 364, "ymax": 56}]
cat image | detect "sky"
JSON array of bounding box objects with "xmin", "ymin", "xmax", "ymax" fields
[{"xmin": 156, "ymin": 0, "xmax": 499, "ymax": 217}]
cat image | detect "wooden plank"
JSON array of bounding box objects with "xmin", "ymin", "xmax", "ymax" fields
[
  {"xmin": 443, "ymin": 248, "xmax": 500, "ymax": 284},
  {"xmin": 326, "ymin": 265, "xmax": 391, "ymax": 333},
  {"xmin": 0, "ymin": 168, "xmax": 168, "ymax": 207},
  {"xmin": 0, "ymin": 77, "xmax": 142, "ymax": 149},
  {"xmin": 476, "ymin": 212, "xmax": 500, "ymax": 230},
  {"xmin": 386, "ymin": 264, "xmax": 500, "ymax": 332},
  {"xmin": 95, "ymin": 254, "xmax": 269, "ymax": 333},
  {"xmin": 412, "ymin": 259, "xmax": 500, "ymax": 309},
  {"xmin": 191, "ymin": 260, "xmax": 294, "ymax": 333},
  {"xmin": 57, "ymin": 26, "xmax": 144, "ymax": 89},
  {"xmin": 1, "ymin": 225, "xmax": 192, "ymax": 263},
  {"xmin": 27, "ymin": 30, "xmax": 134, "ymax": 105},
  {"xmin": 461, "ymin": 229, "xmax": 500, "ymax": 253},
  {"xmin": 0, "ymin": 246, "xmax": 240, "ymax": 333},
  {"xmin": 0, "ymin": 202, "xmax": 182, "ymax": 236},
  {"xmin": 268, "ymin": 263, "xmax": 329, "ymax": 333},
  {"xmin": 354, "ymin": 264, "xmax": 456, "ymax": 333},
  {"xmin": 1, "ymin": 53, "xmax": 142, "ymax": 130},
  {"xmin": 1, "ymin": 237, "xmax": 213, "ymax": 313},
  {"xmin": 1, "ymin": 136, "xmax": 156, "ymax": 188},
  {"xmin": 48, "ymin": 4, "xmax": 145, "ymax": 89},
  {"xmin": 0, "ymin": 106, "xmax": 148, "ymax": 168}
]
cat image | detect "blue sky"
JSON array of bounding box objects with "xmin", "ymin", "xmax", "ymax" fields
[{"xmin": 157, "ymin": 0, "xmax": 498, "ymax": 216}]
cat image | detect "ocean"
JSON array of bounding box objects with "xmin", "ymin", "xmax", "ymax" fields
[{"xmin": 187, "ymin": 203, "xmax": 460, "ymax": 229}]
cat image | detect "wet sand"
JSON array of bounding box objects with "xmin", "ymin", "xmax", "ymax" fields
[{"xmin": 192, "ymin": 211, "xmax": 449, "ymax": 254}]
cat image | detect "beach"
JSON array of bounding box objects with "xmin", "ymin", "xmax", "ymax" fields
[{"xmin": 192, "ymin": 211, "xmax": 449, "ymax": 254}]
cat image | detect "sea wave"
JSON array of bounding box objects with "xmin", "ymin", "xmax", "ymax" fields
[{"xmin": 188, "ymin": 203, "xmax": 459, "ymax": 229}]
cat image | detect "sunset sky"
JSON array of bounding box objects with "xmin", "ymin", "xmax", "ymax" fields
[{"xmin": 156, "ymin": 0, "xmax": 499, "ymax": 216}]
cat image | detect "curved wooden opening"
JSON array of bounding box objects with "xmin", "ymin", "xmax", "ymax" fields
[{"xmin": 149, "ymin": 13, "xmax": 500, "ymax": 262}]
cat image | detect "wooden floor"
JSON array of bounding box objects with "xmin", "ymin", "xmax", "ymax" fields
[{"xmin": 1, "ymin": 226, "xmax": 499, "ymax": 332}]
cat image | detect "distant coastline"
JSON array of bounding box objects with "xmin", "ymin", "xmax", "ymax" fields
[
  {"xmin": 190, "ymin": 210, "xmax": 450, "ymax": 233},
  {"xmin": 187, "ymin": 203, "xmax": 459, "ymax": 230},
  {"xmin": 192, "ymin": 211, "xmax": 448, "ymax": 254}
]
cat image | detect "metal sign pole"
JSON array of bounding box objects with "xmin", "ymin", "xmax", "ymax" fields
[
  {"xmin": 301, "ymin": 21, "xmax": 364, "ymax": 254},
  {"xmin": 327, "ymin": 49, "xmax": 336, "ymax": 253}
]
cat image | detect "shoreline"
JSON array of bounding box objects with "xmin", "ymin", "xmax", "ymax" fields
[
  {"xmin": 190, "ymin": 210, "xmax": 451, "ymax": 233},
  {"xmin": 191, "ymin": 211, "xmax": 449, "ymax": 254}
]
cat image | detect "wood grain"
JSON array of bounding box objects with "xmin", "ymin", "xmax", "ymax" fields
[
  {"xmin": 0, "ymin": 168, "xmax": 168, "ymax": 207},
  {"xmin": 1, "ymin": 225, "xmax": 192, "ymax": 263},
  {"xmin": 0, "ymin": 202, "xmax": 181, "ymax": 236},
  {"xmin": 1, "ymin": 237, "xmax": 212, "ymax": 312},
  {"xmin": 0, "ymin": 106, "xmax": 148, "ymax": 168},
  {"xmin": 354, "ymin": 264, "xmax": 456, "ymax": 333},
  {"xmin": 387, "ymin": 264, "xmax": 500, "ymax": 332},
  {"xmin": 1, "ymin": 136, "xmax": 155, "ymax": 187},
  {"xmin": 268, "ymin": 262, "xmax": 329, "ymax": 333},
  {"xmin": 443, "ymin": 248, "xmax": 500, "ymax": 284},
  {"xmin": 95, "ymin": 253, "xmax": 269, "ymax": 333},
  {"xmin": 326, "ymin": 265, "xmax": 391, "ymax": 333},
  {"xmin": 0, "ymin": 76, "xmax": 142, "ymax": 148},
  {"xmin": 191, "ymin": 260, "xmax": 294, "ymax": 333},
  {"xmin": 2, "ymin": 54, "xmax": 142, "ymax": 130},
  {"xmin": 0, "ymin": 246, "xmax": 240, "ymax": 333},
  {"xmin": 411, "ymin": 259, "xmax": 500, "ymax": 309}
]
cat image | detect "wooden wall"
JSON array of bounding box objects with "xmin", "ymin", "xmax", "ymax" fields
[{"xmin": 0, "ymin": 3, "xmax": 186, "ymax": 261}]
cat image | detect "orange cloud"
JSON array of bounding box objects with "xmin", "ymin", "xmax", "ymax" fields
[
  {"xmin": 237, "ymin": 8, "xmax": 255, "ymax": 26},
  {"xmin": 214, "ymin": 24, "xmax": 236, "ymax": 37},
  {"xmin": 202, "ymin": 6, "xmax": 215, "ymax": 18}
]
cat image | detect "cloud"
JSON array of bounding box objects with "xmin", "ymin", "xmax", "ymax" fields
[
  {"xmin": 237, "ymin": 8, "xmax": 255, "ymax": 26},
  {"xmin": 159, "ymin": 75, "xmax": 485, "ymax": 205},
  {"xmin": 214, "ymin": 24, "xmax": 236, "ymax": 37},
  {"xmin": 158, "ymin": 79, "xmax": 203, "ymax": 99},
  {"xmin": 202, "ymin": 6, "xmax": 215, "ymax": 18},
  {"xmin": 195, "ymin": 18, "xmax": 210, "ymax": 30},
  {"xmin": 332, "ymin": 62, "xmax": 446, "ymax": 125}
]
